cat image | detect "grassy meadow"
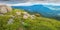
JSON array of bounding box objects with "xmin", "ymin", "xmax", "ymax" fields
[{"xmin": 0, "ymin": 9, "xmax": 60, "ymax": 30}]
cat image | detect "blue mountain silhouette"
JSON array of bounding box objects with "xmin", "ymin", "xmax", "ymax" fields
[{"xmin": 12, "ymin": 5, "xmax": 60, "ymax": 18}]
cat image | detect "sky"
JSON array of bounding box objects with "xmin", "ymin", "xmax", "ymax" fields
[
  {"xmin": 0, "ymin": 0, "xmax": 60, "ymax": 3},
  {"xmin": 0, "ymin": 0, "xmax": 60, "ymax": 6}
]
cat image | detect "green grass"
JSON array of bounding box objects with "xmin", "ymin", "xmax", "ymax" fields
[
  {"xmin": 0, "ymin": 9, "xmax": 60, "ymax": 30},
  {"xmin": 23, "ymin": 17, "xmax": 60, "ymax": 30}
]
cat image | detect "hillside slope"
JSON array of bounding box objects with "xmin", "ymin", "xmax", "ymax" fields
[{"xmin": 0, "ymin": 9, "xmax": 60, "ymax": 30}]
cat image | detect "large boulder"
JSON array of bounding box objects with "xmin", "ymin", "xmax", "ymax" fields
[{"xmin": 0, "ymin": 5, "xmax": 12, "ymax": 14}]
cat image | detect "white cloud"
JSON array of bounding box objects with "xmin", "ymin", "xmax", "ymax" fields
[
  {"xmin": 6, "ymin": 2, "xmax": 60, "ymax": 6},
  {"xmin": 0, "ymin": 0, "xmax": 60, "ymax": 6}
]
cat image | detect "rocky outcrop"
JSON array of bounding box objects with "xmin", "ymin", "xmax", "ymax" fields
[{"xmin": 0, "ymin": 5, "xmax": 12, "ymax": 14}]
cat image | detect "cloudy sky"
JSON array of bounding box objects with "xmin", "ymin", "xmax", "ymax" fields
[
  {"xmin": 0, "ymin": 0, "xmax": 60, "ymax": 6},
  {"xmin": 0, "ymin": 0, "xmax": 60, "ymax": 3}
]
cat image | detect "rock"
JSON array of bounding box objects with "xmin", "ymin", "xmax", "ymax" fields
[
  {"xmin": 7, "ymin": 18, "xmax": 14, "ymax": 25},
  {"xmin": 35, "ymin": 14, "xmax": 40, "ymax": 17},
  {"xmin": 22, "ymin": 12, "xmax": 30, "ymax": 19},
  {"xmin": 23, "ymin": 14, "xmax": 29, "ymax": 19},
  {"xmin": 0, "ymin": 5, "xmax": 12, "ymax": 14},
  {"xmin": 16, "ymin": 12, "xmax": 21, "ymax": 15},
  {"xmin": 23, "ymin": 13, "xmax": 30, "ymax": 19},
  {"xmin": 30, "ymin": 15, "xmax": 35, "ymax": 19}
]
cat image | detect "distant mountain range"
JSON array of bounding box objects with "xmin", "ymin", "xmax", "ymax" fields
[{"xmin": 12, "ymin": 4, "xmax": 60, "ymax": 18}]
